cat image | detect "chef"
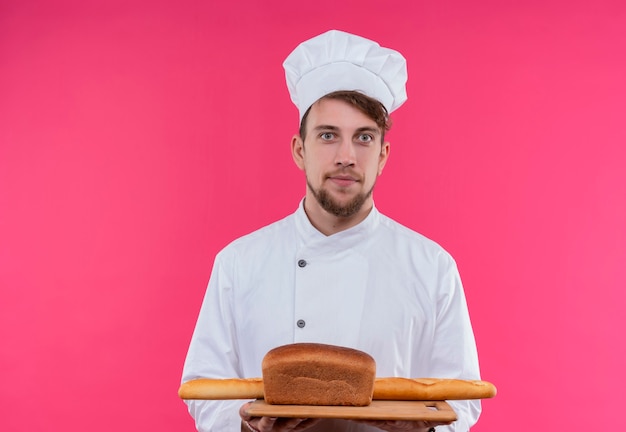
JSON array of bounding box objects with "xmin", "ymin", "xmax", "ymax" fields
[{"xmin": 181, "ymin": 30, "xmax": 482, "ymax": 432}]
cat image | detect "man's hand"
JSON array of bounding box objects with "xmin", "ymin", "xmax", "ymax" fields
[
  {"xmin": 239, "ymin": 402, "xmax": 322, "ymax": 432},
  {"xmin": 354, "ymin": 419, "xmax": 452, "ymax": 431}
]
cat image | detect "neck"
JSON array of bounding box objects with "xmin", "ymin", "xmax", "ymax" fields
[{"xmin": 302, "ymin": 195, "xmax": 373, "ymax": 236}]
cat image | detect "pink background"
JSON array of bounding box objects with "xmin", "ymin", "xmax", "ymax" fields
[{"xmin": 1, "ymin": 0, "xmax": 625, "ymax": 430}]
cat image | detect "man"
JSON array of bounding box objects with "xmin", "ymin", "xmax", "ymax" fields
[{"xmin": 182, "ymin": 30, "xmax": 482, "ymax": 432}]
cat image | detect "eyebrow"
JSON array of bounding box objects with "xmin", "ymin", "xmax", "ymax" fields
[
  {"xmin": 312, "ymin": 125, "xmax": 381, "ymax": 135},
  {"xmin": 312, "ymin": 125, "xmax": 340, "ymax": 132},
  {"xmin": 354, "ymin": 126, "xmax": 381, "ymax": 136}
]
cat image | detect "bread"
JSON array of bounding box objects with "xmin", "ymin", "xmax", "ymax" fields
[
  {"xmin": 373, "ymin": 377, "xmax": 497, "ymax": 400},
  {"xmin": 178, "ymin": 378, "xmax": 264, "ymax": 400},
  {"xmin": 261, "ymin": 343, "xmax": 376, "ymax": 406},
  {"xmin": 177, "ymin": 377, "xmax": 497, "ymax": 401}
]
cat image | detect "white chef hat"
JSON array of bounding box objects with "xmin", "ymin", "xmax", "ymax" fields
[{"xmin": 283, "ymin": 29, "xmax": 408, "ymax": 121}]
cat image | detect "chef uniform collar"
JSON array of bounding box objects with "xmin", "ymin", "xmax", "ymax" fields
[{"xmin": 294, "ymin": 199, "xmax": 381, "ymax": 252}]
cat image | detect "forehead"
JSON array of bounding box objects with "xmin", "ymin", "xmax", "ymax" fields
[{"xmin": 305, "ymin": 98, "xmax": 380, "ymax": 132}]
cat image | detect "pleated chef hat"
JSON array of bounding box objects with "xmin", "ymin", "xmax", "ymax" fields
[{"xmin": 283, "ymin": 30, "xmax": 408, "ymax": 121}]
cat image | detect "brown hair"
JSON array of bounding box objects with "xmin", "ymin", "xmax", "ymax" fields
[{"xmin": 299, "ymin": 90, "xmax": 392, "ymax": 142}]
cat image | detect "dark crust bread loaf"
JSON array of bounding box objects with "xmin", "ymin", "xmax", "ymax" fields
[{"xmin": 261, "ymin": 343, "xmax": 376, "ymax": 406}]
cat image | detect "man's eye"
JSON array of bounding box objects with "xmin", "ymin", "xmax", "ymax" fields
[
  {"xmin": 358, "ymin": 134, "xmax": 373, "ymax": 143},
  {"xmin": 320, "ymin": 132, "xmax": 335, "ymax": 140}
]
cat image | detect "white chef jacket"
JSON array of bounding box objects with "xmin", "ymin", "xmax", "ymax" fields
[{"xmin": 182, "ymin": 201, "xmax": 482, "ymax": 432}]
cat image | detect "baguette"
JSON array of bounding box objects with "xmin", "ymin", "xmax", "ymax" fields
[
  {"xmin": 178, "ymin": 377, "xmax": 496, "ymax": 401},
  {"xmin": 373, "ymin": 378, "xmax": 497, "ymax": 400},
  {"xmin": 178, "ymin": 378, "xmax": 264, "ymax": 400}
]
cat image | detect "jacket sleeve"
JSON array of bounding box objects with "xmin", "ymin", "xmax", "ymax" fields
[
  {"xmin": 181, "ymin": 250, "xmax": 245, "ymax": 431},
  {"xmin": 430, "ymin": 252, "xmax": 482, "ymax": 431}
]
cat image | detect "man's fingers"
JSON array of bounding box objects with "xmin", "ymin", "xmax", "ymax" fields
[
  {"xmin": 239, "ymin": 402, "xmax": 321, "ymax": 432},
  {"xmin": 256, "ymin": 416, "xmax": 278, "ymax": 431},
  {"xmin": 239, "ymin": 401, "xmax": 254, "ymax": 421},
  {"xmin": 293, "ymin": 418, "xmax": 322, "ymax": 431}
]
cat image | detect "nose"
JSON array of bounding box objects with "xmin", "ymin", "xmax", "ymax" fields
[{"xmin": 335, "ymin": 138, "xmax": 356, "ymax": 167}]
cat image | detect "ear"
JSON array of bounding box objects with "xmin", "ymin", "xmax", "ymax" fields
[
  {"xmin": 291, "ymin": 134, "xmax": 305, "ymax": 171},
  {"xmin": 378, "ymin": 141, "xmax": 390, "ymax": 175}
]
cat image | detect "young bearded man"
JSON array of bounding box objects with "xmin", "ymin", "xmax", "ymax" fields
[{"xmin": 182, "ymin": 30, "xmax": 482, "ymax": 432}]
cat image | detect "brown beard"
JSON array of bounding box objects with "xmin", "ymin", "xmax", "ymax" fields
[{"xmin": 307, "ymin": 178, "xmax": 375, "ymax": 218}]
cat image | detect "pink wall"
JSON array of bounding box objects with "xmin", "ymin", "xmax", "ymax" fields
[{"xmin": 1, "ymin": 1, "xmax": 625, "ymax": 430}]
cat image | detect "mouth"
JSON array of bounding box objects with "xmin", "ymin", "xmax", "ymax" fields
[{"xmin": 327, "ymin": 174, "xmax": 359, "ymax": 187}]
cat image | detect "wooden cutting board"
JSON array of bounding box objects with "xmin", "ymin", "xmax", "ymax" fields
[{"xmin": 244, "ymin": 400, "xmax": 458, "ymax": 421}]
